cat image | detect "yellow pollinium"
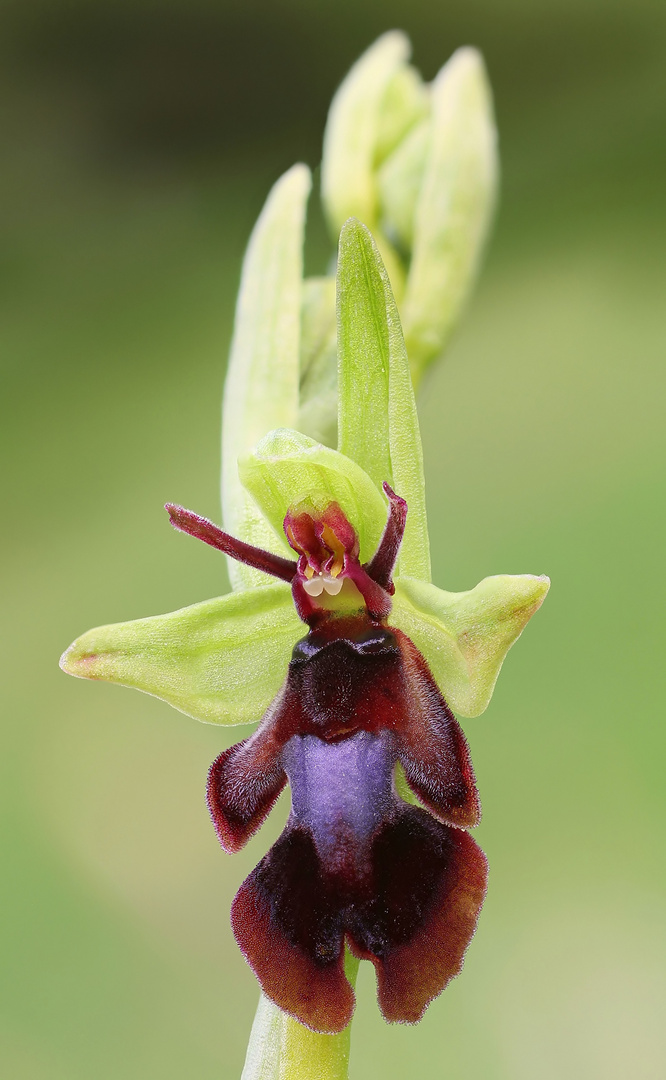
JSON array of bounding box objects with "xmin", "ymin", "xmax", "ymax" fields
[{"xmin": 320, "ymin": 525, "xmax": 345, "ymax": 578}]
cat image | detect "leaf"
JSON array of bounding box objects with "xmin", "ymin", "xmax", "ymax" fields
[
  {"xmin": 59, "ymin": 584, "xmax": 302, "ymax": 726},
  {"xmin": 391, "ymin": 573, "xmax": 550, "ymax": 717},
  {"xmin": 222, "ymin": 164, "xmax": 312, "ymax": 589},
  {"xmin": 402, "ymin": 48, "xmax": 498, "ymax": 384},
  {"xmin": 336, "ymin": 219, "xmax": 430, "ymax": 580},
  {"xmin": 239, "ymin": 428, "xmax": 386, "ymax": 563}
]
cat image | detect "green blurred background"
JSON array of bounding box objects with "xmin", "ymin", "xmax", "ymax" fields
[{"xmin": 2, "ymin": 0, "xmax": 665, "ymax": 1076}]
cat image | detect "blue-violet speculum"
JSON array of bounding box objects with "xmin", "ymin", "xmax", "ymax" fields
[{"xmin": 166, "ymin": 485, "xmax": 487, "ymax": 1034}]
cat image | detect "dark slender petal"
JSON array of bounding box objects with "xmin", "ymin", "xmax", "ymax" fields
[
  {"xmin": 393, "ymin": 631, "xmax": 480, "ymax": 828},
  {"xmin": 364, "ymin": 483, "xmax": 408, "ymax": 592},
  {"xmin": 165, "ymin": 504, "xmax": 297, "ymax": 583}
]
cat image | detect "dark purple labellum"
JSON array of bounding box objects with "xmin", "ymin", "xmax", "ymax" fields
[{"xmin": 167, "ymin": 489, "xmax": 488, "ymax": 1033}]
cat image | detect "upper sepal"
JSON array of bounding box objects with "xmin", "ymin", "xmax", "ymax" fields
[
  {"xmin": 391, "ymin": 573, "xmax": 550, "ymax": 717},
  {"xmin": 60, "ymin": 584, "xmax": 302, "ymax": 726},
  {"xmin": 239, "ymin": 428, "xmax": 387, "ymax": 563},
  {"xmin": 336, "ymin": 219, "xmax": 431, "ymax": 582}
]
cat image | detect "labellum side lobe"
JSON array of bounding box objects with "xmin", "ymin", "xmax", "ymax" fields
[{"xmin": 166, "ymin": 487, "xmax": 487, "ymax": 1034}]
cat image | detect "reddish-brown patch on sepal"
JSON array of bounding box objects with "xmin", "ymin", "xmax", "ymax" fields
[{"xmin": 64, "ymin": 652, "xmax": 100, "ymax": 675}]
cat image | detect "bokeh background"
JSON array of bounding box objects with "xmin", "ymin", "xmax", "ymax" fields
[{"xmin": 2, "ymin": 0, "xmax": 665, "ymax": 1077}]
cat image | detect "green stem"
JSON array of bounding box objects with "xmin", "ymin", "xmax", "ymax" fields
[{"xmin": 241, "ymin": 955, "xmax": 360, "ymax": 1080}]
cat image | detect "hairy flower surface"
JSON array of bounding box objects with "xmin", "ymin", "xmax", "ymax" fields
[{"xmin": 164, "ymin": 488, "xmax": 486, "ymax": 1032}]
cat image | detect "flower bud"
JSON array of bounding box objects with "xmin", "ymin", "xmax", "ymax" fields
[
  {"xmin": 320, "ymin": 35, "xmax": 498, "ymax": 387},
  {"xmin": 400, "ymin": 48, "xmax": 498, "ymax": 384}
]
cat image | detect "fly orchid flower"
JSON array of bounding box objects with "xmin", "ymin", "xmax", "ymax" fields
[
  {"xmin": 60, "ymin": 204, "xmax": 548, "ymax": 1042},
  {"xmin": 162, "ymin": 483, "xmax": 486, "ymax": 1034}
]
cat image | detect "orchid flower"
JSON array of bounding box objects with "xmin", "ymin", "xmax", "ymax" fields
[
  {"xmin": 161, "ymin": 481, "xmax": 487, "ymax": 1036},
  {"xmin": 61, "ymin": 206, "xmax": 549, "ymax": 1048}
]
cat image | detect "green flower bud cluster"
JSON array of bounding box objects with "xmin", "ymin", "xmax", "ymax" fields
[{"xmin": 298, "ymin": 31, "xmax": 498, "ymax": 448}]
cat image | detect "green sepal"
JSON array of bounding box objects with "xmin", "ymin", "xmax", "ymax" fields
[
  {"xmin": 402, "ymin": 48, "xmax": 498, "ymax": 385},
  {"xmin": 59, "ymin": 584, "xmax": 302, "ymax": 726},
  {"xmin": 391, "ymin": 573, "xmax": 550, "ymax": 717},
  {"xmin": 222, "ymin": 164, "xmax": 312, "ymax": 589},
  {"xmin": 239, "ymin": 428, "xmax": 386, "ymax": 564},
  {"xmin": 336, "ymin": 219, "xmax": 430, "ymax": 580}
]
